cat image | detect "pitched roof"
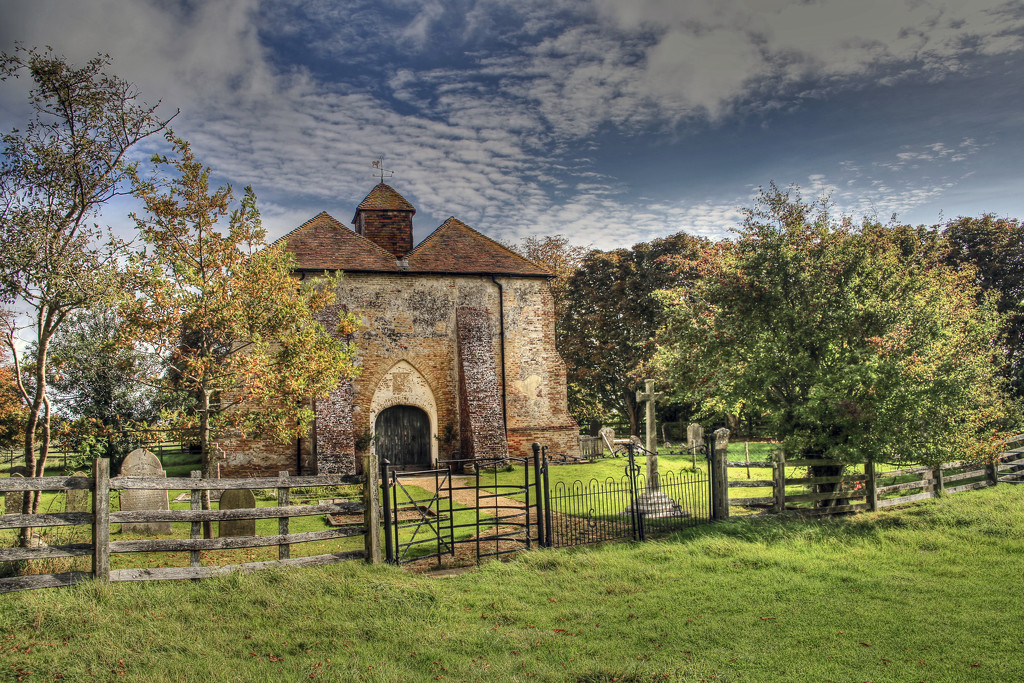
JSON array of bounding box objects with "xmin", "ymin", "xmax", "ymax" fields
[
  {"xmin": 273, "ymin": 212, "xmax": 400, "ymax": 272},
  {"xmin": 354, "ymin": 183, "xmax": 416, "ymax": 216},
  {"xmin": 407, "ymin": 217, "xmax": 551, "ymax": 277}
]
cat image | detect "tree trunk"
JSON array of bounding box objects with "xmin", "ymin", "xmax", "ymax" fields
[
  {"xmin": 624, "ymin": 392, "xmax": 639, "ymax": 437},
  {"xmin": 807, "ymin": 453, "xmax": 847, "ymax": 509}
]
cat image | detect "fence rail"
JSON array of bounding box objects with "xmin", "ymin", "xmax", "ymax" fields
[{"xmin": 0, "ymin": 459, "xmax": 371, "ymax": 594}]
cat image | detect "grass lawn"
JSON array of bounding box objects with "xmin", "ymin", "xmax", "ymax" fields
[{"xmin": 2, "ymin": 483, "xmax": 1022, "ymax": 681}]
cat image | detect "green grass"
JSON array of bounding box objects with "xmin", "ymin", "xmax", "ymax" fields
[{"xmin": 2, "ymin": 484, "xmax": 1022, "ymax": 681}]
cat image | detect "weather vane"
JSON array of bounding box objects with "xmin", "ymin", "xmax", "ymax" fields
[{"xmin": 371, "ymin": 156, "xmax": 394, "ymax": 183}]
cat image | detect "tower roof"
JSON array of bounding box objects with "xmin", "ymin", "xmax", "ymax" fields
[{"xmin": 353, "ymin": 183, "xmax": 415, "ymax": 221}]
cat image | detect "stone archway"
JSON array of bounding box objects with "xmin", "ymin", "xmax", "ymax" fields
[{"xmin": 369, "ymin": 361, "xmax": 439, "ymax": 467}]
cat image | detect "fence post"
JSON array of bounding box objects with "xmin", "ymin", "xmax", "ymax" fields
[
  {"xmin": 987, "ymin": 457, "xmax": 999, "ymax": 486},
  {"xmin": 363, "ymin": 450, "xmax": 382, "ymax": 564},
  {"xmin": 189, "ymin": 471, "xmax": 202, "ymax": 570},
  {"xmin": 277, "ymin": 471, "xmax": 290, "ymax": 561},
  {"xmin": 772, "ymin": 450, "xmax": 786, "ymax": 513},
  {"xmin": 934, "ymin": 466, "xmax": 945, "ymax": 497},
  {"xmin": 712, "ymin": 428, "xmax": 730, "ymax": 520},
  {"xmin": 532, "ymin": 443, "xmax": 545, "ymax": 548},
  {"xmin": 865, "ymin": 459, "xmax": 878, "ymax": 512},
  {"xmin": 92, "ymin": 458, "xmax": 110, "ymax": 582}
]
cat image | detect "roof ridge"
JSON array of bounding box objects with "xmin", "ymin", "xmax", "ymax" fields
[
  {"xmin": 269, "ymin": 211, "xmax": 339, "ymax": 248},
  {"xmin": 276, "ymin": 211, "xmax": 404, "ymax": 270},
  {"xmin": 407, "ymin": 216, "xmax": 552, "ymax": 276}
]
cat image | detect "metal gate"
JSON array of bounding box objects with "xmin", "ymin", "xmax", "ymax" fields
[
  {"xmin": 382, "ymin": 455, "xmax": 539, "ymax": 566},
  {"xmin": 380, "ymin": 442, "xmax": 713, "ymax": 565},
  {"xmin": 536, "ymin": 441, "xmax": 712, "ymax": 548}
]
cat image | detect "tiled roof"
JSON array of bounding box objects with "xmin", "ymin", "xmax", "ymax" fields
[
  {"xmin": 355, "ymin": 183, "xmax": 416, "ymax": 214},
  {"xmin": 273, "ymin": 212, "xmax": 400, "ymax": 272},
  {"xmin": 407, "ymin": 217, "xmax": 552, "ymax": 277}
]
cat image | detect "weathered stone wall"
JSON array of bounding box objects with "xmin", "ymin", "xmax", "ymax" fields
[
  {"xmin": 500, "ymin": 278, "xmax": 580, "ymax": 459},
  {"xmin": 217, "ymin": 271, "xmax": 578, "ymax": 474}
]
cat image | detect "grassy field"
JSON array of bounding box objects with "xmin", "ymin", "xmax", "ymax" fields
[{"xmin": 1, "ymin": 484, "xmax": 1022, "ymax": 681}]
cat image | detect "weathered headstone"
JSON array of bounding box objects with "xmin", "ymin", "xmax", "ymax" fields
[
  {"xmin": 119, "ymin": 449, "xmax": 171, "ymax": 535},
  {"xmin": 599, "ymin": 427, "xmax": 615, "ymax": 454},
  {"xmin": 687, "ymin": 423, "xmax": 704, "ymax": 454},
  {"xmin": 3, "ymin": 471, "xmax": 25, "ymax": 516},
  {"xmin": 65, "ymin": 471, "xmax": 89, "ymax": 514},
  {"xmin": 218, "ymin": 489, "xmax": 257, "ymax": 538}
]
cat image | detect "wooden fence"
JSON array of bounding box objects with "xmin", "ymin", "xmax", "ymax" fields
[
  {"xmin": 0, "ymin": 458, "xmax": 382, "ymax": 594},
  {"xmin": 577, "ymin": 435, "xmax": 603, "ymax": 459},
  {"xmin": 721, "ymin": 434, "xmax": 1024, "ymax": 517}
]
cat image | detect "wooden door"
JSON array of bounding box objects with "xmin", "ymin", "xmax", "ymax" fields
[{"xmin": 375, "ymin": 405, "xmax": 431, "ymax": 469}]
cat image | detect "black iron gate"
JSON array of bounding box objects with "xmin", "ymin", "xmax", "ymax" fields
[
  {"xmin": 382, "ymin": 455, "xmax": 539, "ymax": 566},
  {"xmin": 536, "ymin": 441, "xmax": 712, "ymax": 548},
  {"xmin": 381, "ymin": 441, "xmax": 714, "ymax": 565}
]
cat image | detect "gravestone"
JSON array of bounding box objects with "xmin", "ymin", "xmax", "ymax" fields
[
  {"xmin": 218, "ymin": 489, "xmax": 257, "ymax": 538},
  {"xmin": 599, "ymin": 427, "xmax": 615, "ymax": 454},
  {"xmin": 3, "ymin": 471, "xmax": 25, "ymax": 516},
  {"xmin": 687, "ymin": 423, "xmax": 704, "ymax": 454},
  {"xmin": 119, "ymin": 449, "xmax": 172, "ymax": 534},
  {"xmin": 65, "ymin": 471, "xmax": 89, "ymax": 514}
]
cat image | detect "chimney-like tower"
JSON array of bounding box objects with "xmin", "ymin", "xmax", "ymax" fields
[{"xmin": 352, "ymin": 183, "xmax": 416, "ymax": 258}]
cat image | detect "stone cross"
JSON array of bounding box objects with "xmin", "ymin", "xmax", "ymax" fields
[{"xmin": 635, "ymin": 379, "xmax": 665, "ymax": 488}]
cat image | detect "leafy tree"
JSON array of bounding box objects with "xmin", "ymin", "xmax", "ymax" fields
[
  {"xmin": 49, "ymin": 305, "xmax": 162, "ymax": 425},
  {"xmin": 511, "ymin": 234, "xmax": 589, "ymax": 319},
  {"xmin": 126, "ymin": 136, "xmax": 359, "ymax": 533},
  {"xmin": 942, "ymin": 215, "xmax": 1024, "ymax": 400},
  {"xmin": 47, "ymin": 305, "xmax": 170, "ymax": 467},
  {"xmin": 0, "ymin": 48, "xmax": 170, "ymax": 517},
  {"xmin": 656, "ymin": 185, "xmax": 1012, "ymax": 506},
  {"xmin": 0, "ymin": 345, "xmax": 25, "ymax": 452},
  {"xmin": 558, "ymin": 233, "xmax": 707, "ymax": 435}
]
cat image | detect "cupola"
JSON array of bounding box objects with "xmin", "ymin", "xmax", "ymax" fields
[{"xmin": 352, "ymin": 183, "xmax": 416, "ymax": 258}]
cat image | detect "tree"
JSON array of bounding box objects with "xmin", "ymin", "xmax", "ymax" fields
[
  {"xmin": 127, "ymin": 136, "xmax": 359, "ymax": 534},
  {"xmin": 510, "ymin": 234, "xmax": 589, "ymax": 319},
  {"xmin": 558, "ymin": 233, "xmax": 707, "ymax": 434},
  {"xmin": 656, "ymin": 185, "xmax": 1012, "ymax": 506},
  {"xmin": 942, "ymin": 215, "xmax": 1024, "ymax": 400},
  {"xmin": 0, "ymin": 345, "xmax": 25, "ymax": 452},
  {"xmin": 0, "ymin": 48, "xmax": 170, "ymax": 518},
  {"xmin": 47, "ymin": 305, "xmax": 169, "ymax": 466}
]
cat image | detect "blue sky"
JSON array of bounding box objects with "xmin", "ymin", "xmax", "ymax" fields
[{"xmin": 2, "ymin": 0, "xmax": 1022, "ymax": 250}]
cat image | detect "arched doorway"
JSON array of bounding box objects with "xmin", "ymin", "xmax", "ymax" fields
[{"xmin": 374, "ymin": 405, "xmax": 431, "ymax": 469}]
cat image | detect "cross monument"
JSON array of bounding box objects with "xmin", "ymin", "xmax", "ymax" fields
[{"xmin": 636, "ymin": 379, "xmax": 665, "ymax": 488}]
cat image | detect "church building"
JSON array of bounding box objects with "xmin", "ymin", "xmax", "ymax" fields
[{"xmin": 218, "ymin": 182, "xmax": 580, "ymax": 475}]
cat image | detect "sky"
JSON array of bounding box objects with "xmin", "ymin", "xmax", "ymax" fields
[{"xmin": 1, "ymin": 0, "xmax": 1023, "ymax": 251}]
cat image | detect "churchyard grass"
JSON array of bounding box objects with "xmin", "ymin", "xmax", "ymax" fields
[{"xmin": 1, "ymin": 484, "xmax": 1022, "ymax": 681}]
